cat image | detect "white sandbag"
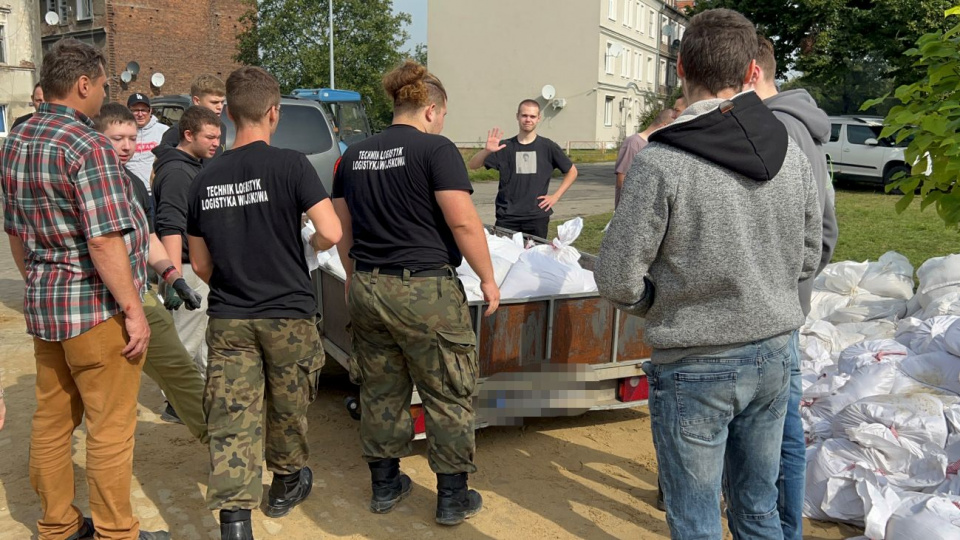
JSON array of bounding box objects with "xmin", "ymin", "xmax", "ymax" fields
[
  {"xmin": 319, "ymin": 245, "xmax": 347, "ymax": 280},
  {"xmin": 859, "ymin": 251, "xmax": 915, "ymax": 300},
  {"xmin": 805, "ymin": 439, "xmax": 875, "ymax": 521},
  {"xmin": 897, "ymin": 351, "xmax": 960, "ymax": 395},
  {"xmin": 484, "ymin": 230, "xmax": 525, "ymax": 264},
  {"xmin": 843, "ymin": 423, "xmax": 946, "ymax": 490},
  {"xmin": 820, "ymin": 463, "xmax": 902, "ymax": 534},
  {"xmin": 824, "ymin": 293, "xmax": 907, "ymax": 324},
  {"xmin": 917, "ymin": 254, "xmax": 960, "ymax": 308},
  {"xmin": 301, "ymin": 222, "xmax": 320, "ymax": 272},
  {"xmin": 837, "ymin": 339, "xmax": 911, "ymax": 374},
  {"xmin": 809, "ymin": 290, "xmax": 851, "ymax": 321},
  {"xmin": 800, "ymin": 320, "xmax": 846, "ymax": 375},
  {"xmin": 499, "ymin": 250, "xmax": 592, "ymax": 299},
  {"xmin": 885, "ymin": 493, "xmax": 960, "ymax": 540},
  {"xmin": 896, "ymin": 316, "xmax": 960, "ymax": 355},
  {"xmin": 457, "ymin": 254, "xmax": 514, "ymax": 287},
  {"xmin": 918, "ymin": 292, "xmax": 960, "ymax": 320},
  {"xmin": 815, "ymin": 261, "xmax": 870, "ymax": 296},
  {"xmin": 457, "ymin": 274, "xmax": 483, "ymax": 302},
  {"xmin": 831, "ymin": 394, "xmax": 948, "ymax": 452},
  {"xmin": 805, "ymin": 362, "xmax": 900, "ymax": 422},
  {"xmin": 527, "ymin": 217, "xmax": 583, "ymax": 265}
]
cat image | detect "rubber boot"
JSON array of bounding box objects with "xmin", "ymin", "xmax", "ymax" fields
[
  {"xmin": 369, "ymin": 458, "xmax": 412, "ymax": 514},
  {"xmin": 435, "ymin": 473, "xmax": 483, "ymax": 526},
  {"xmin": 264, "ymin": 467, "xmax": 313, "ymax": 518},
  {"xmin": 219, "ymin": 509, "xmax": 253, "ymax": 540}
]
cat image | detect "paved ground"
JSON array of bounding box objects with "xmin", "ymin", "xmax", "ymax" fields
[{"xmin": 471, "ymin": 162, "xmax": 617, "ymax": 223}]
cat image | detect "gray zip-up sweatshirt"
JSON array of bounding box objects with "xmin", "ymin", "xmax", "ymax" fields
[
  {"xmin": 595, "ymin": 92, "xmax": 822, "ymax": 364},
  {"xmin": 765, "ymin": 89, "xmax": 838, "ymax": 315}
]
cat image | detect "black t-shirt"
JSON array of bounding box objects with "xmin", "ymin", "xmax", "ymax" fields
[
  {"xmin": 331, "ymin": 124, "xmax": 473, "ymax": 271},
  {"xmin": 484, "ymin": 135, "xmax": 572, "ymax": 220},
  {"xmin": 125, "ymin": 165, "xmax": 155, "ymax": 234},
  {"xmin": 186, "ymin": 141, "xmax": 328, "ymax": 319}
]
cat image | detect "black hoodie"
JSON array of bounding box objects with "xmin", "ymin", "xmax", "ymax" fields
[
  {"xmin": 596, "ymin": 92, "xmax": 823, "ymax": 364},
  {"xmin": 153, "ymin": 145, "xmax": 203, "ymax": 263}
]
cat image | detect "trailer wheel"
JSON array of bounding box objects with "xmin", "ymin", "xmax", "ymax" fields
[{"xmin": 344, "ymin": 396, "xmax": 361, "ymax": 421}]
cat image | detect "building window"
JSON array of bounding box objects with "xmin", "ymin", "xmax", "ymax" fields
[
  {"xmin": 660, "ymin": 58, "xmax": 667, "ymax": 85},
  {"xmin": 604, "ymin": 96, "xmax": 615, "ymax": 126},
  {"xmin": 77, "ymin": 0, "xmax": 94, "ymax": 21},
  {"xmin": 605, "ymin": 42, "xmax": 616, "ymax": 74},
  {"xmin": 647, "ymin": 56, "xmax": 654, "ymax": 83},
  {"xmin": 637, "ymin": 2, "xmax": 644, "ymax": 32},
  {"xmin": 0, "ymin": 105, "xmax": 7, "ymax": 137},
  {"xmin": 648, "ymin": 10, "xmax": 655, "ymax": 36},
  {"xmin": 621, "ymin": 47, "xmax": 631, "ymax": 77},
  {"xmin": 635, "ymin": 52, "xmax": 642, "ymax": 81},
  {"xmin": 608, "ymin": 0, "xmax": 617, "ymax": 20},
  {"xmin": 0, "ymin": 25, "xmax": 6, "ymax": 64},
  {"xmin": 662, "ymin": 16, "xmax": 671, "ymax": 45},
  {"xmin": 623, "ymin": 0, "xmax": 631, "ymax": 27}
]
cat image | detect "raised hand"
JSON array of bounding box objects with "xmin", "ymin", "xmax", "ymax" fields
[{"xmin": 485, "ymin": 128, "xmax": 507, "ymax": 153}]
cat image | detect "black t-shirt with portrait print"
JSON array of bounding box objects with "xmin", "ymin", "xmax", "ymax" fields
[
  {"xmin": 331, "ymin": 124, "xmax": 473, "ymax": 272},
  {"xmin": 186, "ymin": 141, "xmax": 328, "ymax": 319},
  {"xmin": 484, "ymin": 135, "xmax": 573, "ymax": 220}
]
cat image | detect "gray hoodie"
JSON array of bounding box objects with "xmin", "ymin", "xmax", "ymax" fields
[
  {"xmin": 595, "ymin": 92, "xmax": 822, "ymax": 364},
  {"xmin": 765, "ymin": 89, "xmax": 838, "ymax": 315},
  {"xmin": 126, "ymin": 115, "xmax": 169, "ymax": 194}
]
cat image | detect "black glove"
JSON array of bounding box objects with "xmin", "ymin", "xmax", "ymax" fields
[{"xmin": 172, "ymin": 278, "xmax": 203, "ymax": 310}]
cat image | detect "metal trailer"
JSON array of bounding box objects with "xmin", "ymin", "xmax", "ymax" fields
[{"xmin": 313, "ymin": 228, "xmax": 653, "ymax": 434}]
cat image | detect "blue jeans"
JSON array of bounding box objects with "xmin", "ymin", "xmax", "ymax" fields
[
  {"xmin": 644, "ymin": 334, "xmax": 791, "ymax": 540},
  {"xmin": 778, "ymin": 331, "xmax": 804, "ymax": 540}
]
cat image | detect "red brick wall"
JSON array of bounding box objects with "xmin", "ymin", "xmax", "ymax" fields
[{"xmin": 107, "ymin": 0, "xmax": 248, "ymax": 102}]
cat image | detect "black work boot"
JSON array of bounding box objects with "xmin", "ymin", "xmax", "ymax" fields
[
  {"xmin": 264, "ymin": 466, "xmax": 313, "ymax": 518},
  {"xmin": 435, "ymin": 473, "xmax": 483, "ymax": 526},
  {"xmin": 368, "ymin": 458, "xmax": 412, "ymax": 514},
  {"xmin": 219, "ymin": 509, "xmax": 253, "ymax": 540}
]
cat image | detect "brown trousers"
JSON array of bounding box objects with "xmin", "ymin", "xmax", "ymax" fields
[{"xmin": 30, "ymin": 314, "xmax": 144, "ymax": 540}]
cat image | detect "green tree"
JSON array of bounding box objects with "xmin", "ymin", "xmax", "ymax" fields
[
  {"xmin": 236, "ymin": 0, "xmax": 412, "ymax": 129},
  {"xmin": 863, "ymin": 6, "xmax": 960, "ymax": 227},
  {"xmin": 413, "ymin": 43, "xmax": 427, "ymax": 67}
]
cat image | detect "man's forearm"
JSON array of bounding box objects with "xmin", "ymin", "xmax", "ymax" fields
[
  {"xmin": 147, "ymin": 234, "xmax": 182, "ymax": 285},
  {"xmin": 467, "ymin": 149, "xmax": 491, "ymax": 170},
  {"xmin": 615, "ymin": 173, "xmax": 625, "ymax": 208},
  {"xmin": 88, "ymin": 233, "xmax": 145, "ymax": 317},
  {"xmin": 159, "ymin": 234, "xmax": 183, "ymax": 273},
  {"xmin": 7, "ymin": 235, "xmax": 27, "ymax": 280}
]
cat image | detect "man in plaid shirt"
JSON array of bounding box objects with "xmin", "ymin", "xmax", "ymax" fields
[{"xmin": 1, "ymin": 39, "xmax": 168, "ymax": 540}]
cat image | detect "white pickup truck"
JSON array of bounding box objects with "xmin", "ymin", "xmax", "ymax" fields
[{"xmin": 823, "ymin": 116, "xmax": 910, "ymax": 187}]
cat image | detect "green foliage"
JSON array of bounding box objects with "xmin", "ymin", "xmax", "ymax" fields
[
  {"xmin": 637, "ymin": 87, "xmax": 684, "ymax": 132},
  {"xmin": 692, "ymin": 0, "xmax": 956, "ymax": 114},
  {"xmin": 236, "ymin": 0, "xmax": 413, "ymax": 129},
  {"xmin": 413, "ymin": 43, "xmax": 427, "ymax": 67},
  {"xmin": 864, "ymin": 7, "xmax": 960, "ymax": 229}
]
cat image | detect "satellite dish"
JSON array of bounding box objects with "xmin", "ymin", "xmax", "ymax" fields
[
  {"xmin": 125, "ymin": 61, "xmax": 140, "ymax": 75},
  {"xmin": 120, "ymin": 71, "xmax": 132, "ymax": 84},
  {"xmin": 663, "ymin": 24, "xmax": 675, "ymax": 37},
  {"xmin": 541, "ymin": 84, "xmax": 556, "ymax": 101},
  {"xmin": 151, "ymin": 72, "xmax": 165, "ymax": 88},
  {"xmin": 44, "ymin": 11, "xmax": 59, "ymax": 25},
  {"xmin": 609, "ymin": 43, "xmax": 624, "ymax": 57}
]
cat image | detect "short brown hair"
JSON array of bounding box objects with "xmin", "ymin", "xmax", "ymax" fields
[
  {"xmin": 382, "ymin": 60, "xmax": 447, "ymax": 115},
  {"xmin": 39, "ymin": 38, "xmax": 106, "ymax": 101},
  {"xmin": 679, "ymin": 9, "xmax": 758, "ymax": 95},
  {"xmin": 93, "ymin": 102, "xmax": 136, "ymax": 132},
  {"xmin": 191, "ymin": 74, "xmax": 226, "ymax": 98},
  {"xmin": 756, "ymin": 35, "xmax": 776, "ymax": 83},
  {"xmin": 517, "ymin": 99, "xmax": 541, "ymax": 114},
  {"xmin": 179, "ymin": 105, "xmax": 221, "ymax": 139},
  {"xmin": 225, "ymin": 66, "xmax": 280, "ymax": 127},
  {"xmin": 654, "ymin": 109, "xmax": 675, "ymax": 126}
]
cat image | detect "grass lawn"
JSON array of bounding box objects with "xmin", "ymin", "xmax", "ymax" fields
[{"xmin": 547, "ymin": 185, "xmax": 959, "ymax": 272}]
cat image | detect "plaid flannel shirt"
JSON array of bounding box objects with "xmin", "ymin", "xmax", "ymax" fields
[{"xmin": 1, "ymin": 103, "xmax": 148, "ymax": 341}]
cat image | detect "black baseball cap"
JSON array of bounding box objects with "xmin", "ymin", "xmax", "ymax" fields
[{"xmin": 127, "ymin": 93, "xmax": 150, "ymax": 108}]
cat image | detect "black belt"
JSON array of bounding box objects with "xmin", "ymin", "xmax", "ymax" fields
[{"xmin": 355, "ymin": 262, "xmax": 453, "ymax": 278}]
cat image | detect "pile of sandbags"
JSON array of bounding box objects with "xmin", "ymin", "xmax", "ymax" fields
[{"xmin": 799, "ymin": 251, "xmax": 960, "ymax": 538}]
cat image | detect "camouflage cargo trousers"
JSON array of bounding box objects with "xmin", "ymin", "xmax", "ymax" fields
[
  {"xmin": 203, "ymin": 317, "xmax": 324, "ymax": 510},
  {"xmin": 348, "ymin": 268, "xmax": 478, "ymax": 475}
]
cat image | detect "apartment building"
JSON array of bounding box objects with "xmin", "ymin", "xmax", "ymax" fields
[
  {"xmin": 428, "ymin": 0, "xmax": 687, "ymax": 148},
  {"xmin": 0, "ymin": 1, "xmax": 44, "ymax": 135}
]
